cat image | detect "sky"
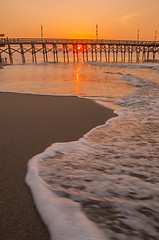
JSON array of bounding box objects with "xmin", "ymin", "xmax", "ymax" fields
[{"xmin": 0, "ymin": 0, "xmax": 159, "ymax": 40}]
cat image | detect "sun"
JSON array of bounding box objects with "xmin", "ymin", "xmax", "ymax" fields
[{"xmin": 77, "ymin": 45, "xmax": 82, "ymax": 50}]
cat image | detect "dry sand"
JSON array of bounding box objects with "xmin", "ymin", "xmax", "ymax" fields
[{"xmin": 0, "ymin": 92, "xmax": 116, "ymax": 240}]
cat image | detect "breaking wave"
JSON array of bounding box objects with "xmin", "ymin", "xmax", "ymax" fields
[{"xmin": 26, "ymin": 63, "xmax": 159, "ymax": 240}]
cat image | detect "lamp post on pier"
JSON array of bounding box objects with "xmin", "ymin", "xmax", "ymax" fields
[
  {"xmin": 155, "ymin": 30, "xmax": 157, "ymax": 42},
  {"xmin": 96, "ymin": 24, "xmax": 99, "ymax": 42},
  {"xmin": 137, "ymin": 29, "xmax": 140, "ymax": 41},
  {"xmin": 41, "ymin": 25, "xmax": 43, "ymax": 39}
]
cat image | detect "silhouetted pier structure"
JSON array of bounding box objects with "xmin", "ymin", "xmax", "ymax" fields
[{"xmin": 0, "ymin": 38, "xmax": 159, "ymax": 64}]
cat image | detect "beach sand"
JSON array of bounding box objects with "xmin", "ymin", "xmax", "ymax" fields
[{"xmin": 0, "ymin": 92, "xmax": 116, "ymax": 240}]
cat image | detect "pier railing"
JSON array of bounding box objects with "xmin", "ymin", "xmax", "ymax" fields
[
  {"xmin": 1, "ymin": 38, "xmax": 159, "ymax": 45},
  {"xmin": 0, "ymin": 38, "xmax": 159, "ymax": 64}
]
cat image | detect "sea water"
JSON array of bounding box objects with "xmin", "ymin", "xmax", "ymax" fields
[{"xmin": 0, "ymin": 62, "xmax": 159, "ymax": 240}]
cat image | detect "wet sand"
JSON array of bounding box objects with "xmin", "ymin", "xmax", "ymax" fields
[{"xmin": 0, "ymin": 92, "xmax": 116, "ymax": 240}]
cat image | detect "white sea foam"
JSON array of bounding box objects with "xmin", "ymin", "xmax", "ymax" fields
[
  {"xmin": 88, "ymin": 61, "xmax": 159, "ymax": 71},
  {"xmin": 24, "ymin": 63, "xmax": 159, "ymax": 240},
  {"xmin": 26, "ymin": 148, "xmax": 106, "ymax": 240}
]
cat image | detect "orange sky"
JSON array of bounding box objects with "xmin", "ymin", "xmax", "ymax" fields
[{"xmin": 0, "ymin": 0, "xmax": 159, "ymax": 40}]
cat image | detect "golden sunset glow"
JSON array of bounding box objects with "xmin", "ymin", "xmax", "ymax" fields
[{"xmin": 0, "ymin": 0, "xmax": 159, "ymax": 40}]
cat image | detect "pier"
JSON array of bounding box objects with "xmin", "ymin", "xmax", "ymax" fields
[{"xmin": 0, "ymin": 38, "xmax": 159, "ymax": 64}]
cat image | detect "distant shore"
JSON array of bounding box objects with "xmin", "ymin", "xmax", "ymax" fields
[{"xmin": 0, "ymin": 92, "xmax": 116, "ymax": 240}]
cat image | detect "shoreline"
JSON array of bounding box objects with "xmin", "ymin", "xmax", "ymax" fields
[{"xmin": 0, "ymin": 92, "xmax": 116, "ymax": 240}]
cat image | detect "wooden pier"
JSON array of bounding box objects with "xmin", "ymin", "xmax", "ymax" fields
[{"xmin": 0, "ymin": 38, "xmax": 159, "ymax": 64}]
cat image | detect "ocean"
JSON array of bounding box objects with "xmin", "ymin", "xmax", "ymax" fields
[{"xmin": 0, "ymin": 62, "xmax": 159, "ymax": 240}]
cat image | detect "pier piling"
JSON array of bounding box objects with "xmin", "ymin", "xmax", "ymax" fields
[
  {"xmin": 31, "ymin": 44, "xmax": 37, "ymax": 63},
  {"xmin": 82, "ymin": 45, "xmax": 85, "ymax": 62},
  {"xmin": 20, "ymin": 44, "xmax": 25, "ymax": 63},
  {"xmin": 8, "ymin": 44, "xmax": 13, "ymax": 64}
]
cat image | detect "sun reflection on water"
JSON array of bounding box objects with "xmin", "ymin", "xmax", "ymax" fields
[{"xmin": 74, "ymin": 64, "xmax": 82, "ymax": 95}]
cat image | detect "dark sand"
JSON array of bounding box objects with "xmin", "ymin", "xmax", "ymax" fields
[{"xmin": 0, "ymin": 92, "xmax": 116, "ymax": 240}]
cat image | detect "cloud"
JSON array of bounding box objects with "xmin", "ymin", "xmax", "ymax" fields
[
  {"xmin": 121, "ymin": 8, "xmax": 149, "ymax": 22},
  {"xmin": 121, "ymin": 13, "xmax": 139, "ymax": 21}
]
